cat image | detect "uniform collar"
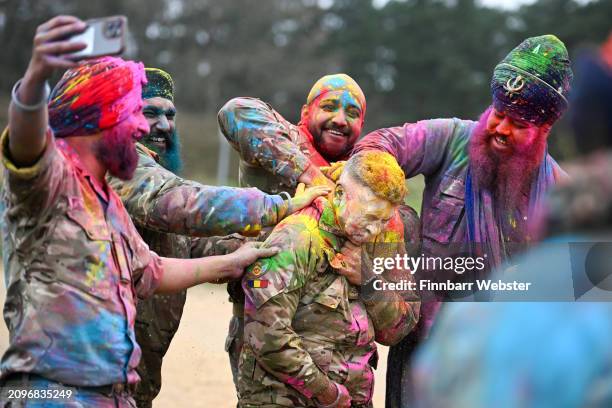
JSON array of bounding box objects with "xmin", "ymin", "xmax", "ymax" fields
[
  {"xmin": 136, "ymin": 142, "xmax": 160, "ymax": 163},
  {"xmin": 314, "ymin": 197, "xmax": 346, "ymax": 253},
  {"xmin": 57, "ymin": 138, "xmax": 111, "ymax": 203}
]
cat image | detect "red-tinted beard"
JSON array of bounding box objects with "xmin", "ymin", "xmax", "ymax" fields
[
  {"xmin": 469, "ymin": 107, "xmax": 548, "ymax": 212},
  {"xmin": 94, "ymin": 120, "xmax": 139, "ymax": 180}
]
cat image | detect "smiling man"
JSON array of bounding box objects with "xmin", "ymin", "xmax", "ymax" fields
[
  {"xmin": 140, "ymin": 68, "xmax": 182, "ymax": 174},
  {"xmin": 219, "ymin": 73, "xmax": 367, "ymax": 193},
  {"xmin": 353, "ymin": 35, "xmax": 573, "ymax": 407},
  {"xmin": 218, "ymin": 74, "xmax": 422, "ymax": 391},
  {"xmin": 0, "ymin": 17, "xmax": 288, "ymax": 407}
]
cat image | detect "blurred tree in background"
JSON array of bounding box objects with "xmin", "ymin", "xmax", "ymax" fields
[{"xmin": 0, "ymin": 0, "xmax": 610, "ymax": 180}]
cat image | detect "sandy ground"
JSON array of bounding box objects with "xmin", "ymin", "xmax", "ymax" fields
[{"xmin": 0, "ymin": 281, "xmax": 389, "ymax": 407}]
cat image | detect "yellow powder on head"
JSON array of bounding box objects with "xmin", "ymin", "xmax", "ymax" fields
[{"xmin": 349, "ymin": 151, "xmax": 407, "ymax": 205}]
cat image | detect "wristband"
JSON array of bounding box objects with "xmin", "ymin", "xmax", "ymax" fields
[{"xmin": 11, "ymin": 78, "xmax": 50, "ymax": 112}]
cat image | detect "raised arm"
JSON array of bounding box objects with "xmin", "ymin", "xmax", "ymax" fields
[
  {"xmin": 8, "ymin": 16, "xmax": 86, "ymax": 166},
  {"xmin": 218, "ymin": 97, "xmax": 315, "ymax": 187},
  {"xmin": 353, "ymin": 118, "xmax": 474, "ymax": 178}
]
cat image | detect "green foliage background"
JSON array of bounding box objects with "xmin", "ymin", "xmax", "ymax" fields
[{"xmin": 0, "ymin": 0, "xmax": 610, "ymax": 187}]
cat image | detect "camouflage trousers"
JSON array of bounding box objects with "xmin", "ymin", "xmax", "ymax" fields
[
  {"xmin": 225, "ymin": 305, "xmax": 245, "ymax": 394},
  {"xmin": 385, "ymin": 301, "xmax": 442, "ymax": 408},
  {"xmin": 133, "ymin": 291, "xmax": 187, "ymax": 408},
  {"xmin": 134, "ymin": 234, "xmax": 247, "ymax": 407}
]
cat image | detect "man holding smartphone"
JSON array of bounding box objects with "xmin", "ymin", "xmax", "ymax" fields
[{"xmin": 0, "ymin": 16, "xmax": 327, "ymax": 407}]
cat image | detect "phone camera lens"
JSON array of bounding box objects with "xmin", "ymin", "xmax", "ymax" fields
[{"xmin": 104, "ymin": 21, "xmax": 122, "ymax": 39}]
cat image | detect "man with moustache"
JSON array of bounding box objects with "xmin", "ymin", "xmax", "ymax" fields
[
  {"xmin": 107, "ymin": 68, "xmax": 330, "ymax": 407},
  {"xmin": 0, "ymin": 16, "xmax": 287, "ymax": 407},
  {"xmin": 108, "ymin": 67, "xmax": 188, "ymax": 408},
  {"xmin": 412, "ymin": 36, "xmax": 612, "ymax": 408},
  {"xmin": 353, "ymin": 35, "xmax": 572, "ymax": 407},
  {"xmin": 218, "ymin": 75, "xmax": 422, "ymax": 388},
  {"xmin": 219, "ymin": 74, "xmax": 367, "ymax": 194}
]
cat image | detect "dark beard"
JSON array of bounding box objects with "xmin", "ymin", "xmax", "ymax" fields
[
  {"xmin": 95, "ymin": 121, "xmax": 139, "ymax": 181},
  {"xmin": 142, "ymin": 128, "xmax": 183, "ymax": 174},
  {"xmin": 469, "ymin": 107, "xmax": 548, "ymax": 212}
]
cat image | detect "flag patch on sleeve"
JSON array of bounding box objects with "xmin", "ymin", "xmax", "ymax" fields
[{"xmin": 247, "ymin": 279, "xmax": 269, "ymax": 288}]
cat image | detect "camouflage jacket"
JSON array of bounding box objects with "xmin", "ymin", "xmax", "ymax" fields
[
  {"xmin": 109, "ymin": 143, "xmax": 291, "ymax": 238},
  {"xmin": 0, "ymin": 130, "xmax": 162, "ymax": 387},
  {"xmin": 107, "ymin": 144, "xmax": 246, "ymax": 402},
  {"xmin": 239, "ymin": 197, "xmax": 420, "ymax": 407},
  {"xmin": 218, "ymin": 97, "xmax": 332, "ymax": 195},
  {"xmin": 218, "ymin": 98, "xmax": 422, "ymax": 305}
]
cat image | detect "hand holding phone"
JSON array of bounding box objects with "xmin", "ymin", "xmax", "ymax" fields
[
  {"xmin": 67, "ymin": 16, "xmax": 127, "ymax": 60},
  {"xmin": 25, "ymin": 15, "xmax": 88, "ymax": 83}
]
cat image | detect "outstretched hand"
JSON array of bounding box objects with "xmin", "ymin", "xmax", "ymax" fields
[{"xmin": 287, "ymin": 183, "xmax": 331, "ymax": 214}]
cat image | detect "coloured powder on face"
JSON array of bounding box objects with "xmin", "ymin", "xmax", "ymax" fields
[{"xmin": 306, "ymin": 74, "xmax": 366, "ymax": 113}]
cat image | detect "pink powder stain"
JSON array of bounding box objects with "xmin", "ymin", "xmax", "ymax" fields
[
  {"xmin": 346, "ymin": 352, "xmax": 375, "ymax": 383},
  {"xmin": 286, "ymin": 376, "xmax": 312, "ymax": 397}
]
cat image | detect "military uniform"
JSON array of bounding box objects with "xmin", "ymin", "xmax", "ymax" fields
[
  {"xmin": 218, "ymin": 98, "xmax": 422, "ymax": 391},
  {"xmin": 107, "ymin": 144, "xmax": 288, "ymax": 406},
  {"xmin": 0, "ymin": 131, "xmax": 162, "ymax": 407},
  {"xmin": 239, "ymin": 197, "xmax": 420, "ymax": 407}
]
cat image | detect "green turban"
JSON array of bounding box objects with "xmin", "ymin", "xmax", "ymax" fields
[
  {"xmin": 491, "ymin": 35, "xmax": 572, "ymax": 126},
  {"xmin": 142, "ymin": 67, "xmax": 174, "ymax": 102}
]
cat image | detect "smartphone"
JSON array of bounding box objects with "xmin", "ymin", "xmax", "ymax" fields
[{"xmin": 67, "ymin": 16, "xmax": 127, "ymax": 60}]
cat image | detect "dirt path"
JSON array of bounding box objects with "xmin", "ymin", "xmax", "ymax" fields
[{"xmin": 0, "ymin": 282, "xmax": 389, "ymax": 407}]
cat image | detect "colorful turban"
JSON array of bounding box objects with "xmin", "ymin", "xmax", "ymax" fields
[
  {"xmin": 491, "ymin": 35, "xmax": 572, "ymax": 126},
  {"xmin": 306, "ymin": 73, "xmax": 366, "ymax": 115},
  {"xmin": 48, "ymin": 57, "xmax": 146, "ymax": 138},
  {"xmin": 142, "ymin": 67, "xmax": 174, "ymax": 102}
]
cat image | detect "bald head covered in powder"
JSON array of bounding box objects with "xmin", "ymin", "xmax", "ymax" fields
[
  {"xmin": 344, "ymin": 151, "xmax": 407, "ymax": 205},
  {"xmin": 335, "ymin": 151, "xmax": 406, "ymax": 244}
]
